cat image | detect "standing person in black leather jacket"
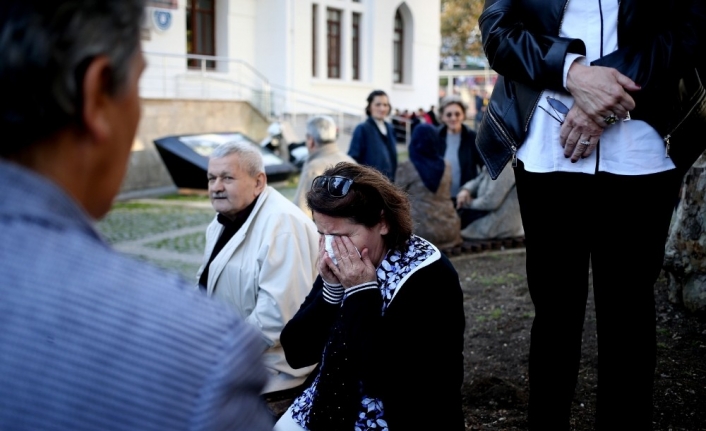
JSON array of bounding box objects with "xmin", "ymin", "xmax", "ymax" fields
[{"xmin": 476, "ymin": 1, "xmax": 706, "ymax": 430}]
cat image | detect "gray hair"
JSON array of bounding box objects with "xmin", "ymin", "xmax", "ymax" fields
[
  {"xmin": 0, "ymin": 0, "xmax": 145, "ymax": 156},
  {"xmin": 306, "ymin": 115, "xmax": 338, "ymax": 147},
  {"xmin": 211, "ymin": 141, "xmax": 265, "ymax": 179},
  {"xmin": 438, "ymin": 95, "xmax": 468, "ymax": 116}
]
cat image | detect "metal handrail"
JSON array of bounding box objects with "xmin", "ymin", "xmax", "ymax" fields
[
  {"xmin": 140, "ymin": 51, "xmax": 367, "ymax": 125},
  {"xmin": 142, "ymin": 50, "xmax": 271, "ymax": 83}
]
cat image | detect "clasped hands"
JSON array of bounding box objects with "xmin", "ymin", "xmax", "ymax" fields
[
  {"xmin": 319, "ymin": 235, "xmax": 376, "ymax": 290},
  {"xmin": 561, "ymin": 63, "xmax": 640, "ymax": 162}
]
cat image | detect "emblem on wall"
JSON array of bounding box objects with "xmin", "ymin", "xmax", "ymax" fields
[{"xmin": 152, "ymin": 9, "xmax": 172, "ymax": 33}]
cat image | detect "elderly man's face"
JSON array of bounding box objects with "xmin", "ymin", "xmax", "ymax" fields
[{"xmin": 207, "ymin": 153, "xmax": 264, "ymax": 219}]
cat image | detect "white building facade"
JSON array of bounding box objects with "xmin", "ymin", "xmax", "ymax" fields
[
  {"xmin": 140, "ymin": 0, "xmax": 440, "ymax": 118},
  {"xmin": 123, "ymin": 0, "xmax": 439, "ymax": 196}
]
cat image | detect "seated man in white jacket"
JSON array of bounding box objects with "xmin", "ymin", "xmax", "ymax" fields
[{"xmin": 198, "ymin": 141, "xmax": 319, "ymax": 398}]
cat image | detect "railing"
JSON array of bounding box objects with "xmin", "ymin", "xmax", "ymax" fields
[
  {"xmin": 140, "ymin": 51, "xmax": 273, "ymax": 117},
  {"xmin": 391, "ymin": 115, "xmax": 413, "ymax": 147},
  {"xmin": 140, "ymin": 51, "xmax": 366, "ymax": 127}
]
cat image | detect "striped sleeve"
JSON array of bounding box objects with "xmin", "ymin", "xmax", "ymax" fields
[
  {"xmin": 342, "ymin": 281, "xmax": 378, "ymax": 301},
  {"xmin": 322, "ymin": 281, "xmax": 344, "ymax": 304}
]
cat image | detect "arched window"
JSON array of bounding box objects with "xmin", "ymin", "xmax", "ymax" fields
[{"xmin": 393, "ymin": 10, "xmax": 404, "ymax": 83}]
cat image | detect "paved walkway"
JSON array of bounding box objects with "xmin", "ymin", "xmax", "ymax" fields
[
  {"xmin": 97, "ymin": 198, "xmax": 216, "ymax": 280},
  {"xmin": 98, "ymin": 186, "xmax": 299, "ymax": 280},
  {"xmin": 98, "ymin": 186, "xmax": 520, "ymax": 282}
]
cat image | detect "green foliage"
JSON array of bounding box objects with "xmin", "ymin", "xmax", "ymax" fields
[
  {"xmin": 489, "ymin": 307, "xmax": 503, "ymax": 319},
  {"xmin": 441, "ymin": 0, "xmax": 485, "ymax": 57}
]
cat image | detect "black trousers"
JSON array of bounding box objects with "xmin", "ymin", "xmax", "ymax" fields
[{"xmin": 514, "ymin": 163, "xmax": 681, "ymax": 431}]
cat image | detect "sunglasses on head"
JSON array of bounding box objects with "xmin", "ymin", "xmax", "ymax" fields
[{"xmin": 312, "ymin": 176, "xmax": 354, "ymax": 198}]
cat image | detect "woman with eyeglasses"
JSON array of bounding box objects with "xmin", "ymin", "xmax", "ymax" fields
[
  {"xmin": 347, "ymin": 90, "xmax": 398, "ymax": 182},
  {"xmin": 394, "ymin": 123, "xmax": 463, "ymax": 251},
  {"xmin": 274, "ymin": 162, "xmax": 465, "ymax": 431},
  {"xmin": 437, "ymin": 95, "xmax": 484, "ymax": 229}
]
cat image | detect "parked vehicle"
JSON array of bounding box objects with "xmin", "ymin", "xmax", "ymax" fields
[{"xmin": 153, "ymin": 131, "xmax": 298, "ymax": 189}]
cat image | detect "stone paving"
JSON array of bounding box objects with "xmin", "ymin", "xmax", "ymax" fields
[{"xmin": 96, "ymin": 185, "xmax": 298, "ymax": 282}]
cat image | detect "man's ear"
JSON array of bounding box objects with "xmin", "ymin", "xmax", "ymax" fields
[
  {"xmin": 81, "ymin": 56, "xmax": 113, "ymax": 143},
  {"xmin": 306, "ymin": 136, "xmax": 316, "ymax": 152},
  {"xmin": 254, "ymin": 171, "xmax": 267, "ymax": 194}
]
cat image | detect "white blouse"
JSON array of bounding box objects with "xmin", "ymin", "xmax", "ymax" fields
[{"xmin": 517, "ymin": 0, "xmax": 675, "ymax": 175}]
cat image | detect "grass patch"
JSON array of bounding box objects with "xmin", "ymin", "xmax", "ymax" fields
[
  {"xmin": 110, "ymin": 202, "xmax": 159, "ymax": 210},
  {"xmin": 145, "ymin": 231, "xmax": 206, "ymax": 253},
  {"xmin": 161, "ymin": 193, "xmax": 210, "ymax": 202},
  {"xmin": 474, "ymin": 307, "xmax": 504, "ymax": 322},
  {"xmin": 489, "ymin": 308, "xmax": 503, "ymax": 319},
  {"xmin": 97, "ymin": 205, "xmax": 214, "ymax": 243}
]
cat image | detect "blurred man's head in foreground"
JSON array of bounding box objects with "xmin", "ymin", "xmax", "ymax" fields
[{"xmin": 0, "ymin": 0, "xmax": 146, "ymax": 219}]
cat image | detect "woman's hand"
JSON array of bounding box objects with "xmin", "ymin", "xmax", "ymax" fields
[
  {"xmin": 456, "ymin": 189, "xmax": 472, "ymax": 209},
  {"xmin": 317, "ymin": 235, "xmax": 340, "ymax": 285},
  {"xmin": 566, "ymin": 63, "xmax": 639, "ymax": 125},
  {"xmin": 559, "ymin": 104, "xmax": 605, "ymax": 162},
  {"xmin": 328, "ymin": 235, "xmax": 376, "ymax": 289}
]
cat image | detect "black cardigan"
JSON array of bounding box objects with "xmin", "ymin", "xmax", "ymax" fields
[
  {"xmin": 438, "ymin": 123, "xmax": 482, "ymax": 188},
  {"xmin": 281, "ymin": 254, "xmax": 466, "ymax": 431}
]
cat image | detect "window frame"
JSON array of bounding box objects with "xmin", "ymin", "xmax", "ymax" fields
[
  {"xmin": 393, "ymin": 10, "xmax": 404, "ymax": 83},
  {"xmin": 326, "ymin": 8, "xmax": 342, "ymax": 79},
  {"xmin": 312, "ymin": 4, "xmax": 318, "ymax": 77},
  {"xmin": 351, "ymin": 12, "xmax": 361, "ymax": 81},
  {"xmin": 186, "ymin": 0, "xmax": 216, "ymax": 70}
]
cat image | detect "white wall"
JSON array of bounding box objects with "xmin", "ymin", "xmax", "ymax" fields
[
  {"xmin": 138, "ymin": 0, "xmax": 440, "ymax": 116},
  {"xmin": 262, "ymin": 0, "xmax": 441, "ymax": 116}
]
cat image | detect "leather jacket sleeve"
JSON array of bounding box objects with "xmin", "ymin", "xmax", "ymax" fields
[
  {"xmin": 479, "ymin": 0, "xmax": 586, "ymax": 92},
  {"xmin": 590, "ymin": 0, "xmax": 706, "ymax": 89}
]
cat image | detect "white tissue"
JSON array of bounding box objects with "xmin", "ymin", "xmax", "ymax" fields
[
  {"xmin": 324, "ymin": 234, "xmax": 360, "ymax": 266},
  {"xmin": 324, "ymin": 235, "xmax": 338, "ymax": 265}
]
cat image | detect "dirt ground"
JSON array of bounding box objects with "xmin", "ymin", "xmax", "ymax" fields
[{"xmin": 453, "ymin": 249, "xmax": 706, "ymax": 431}]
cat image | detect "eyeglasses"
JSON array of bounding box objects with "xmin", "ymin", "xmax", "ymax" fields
[
  {"xmin": 538, "ymin": 96, "xmax": 569, "ymax": 124},
  {"xmin": 312, "ymin": 176, "xmax": 354, "ymax": 198},
  {"xmin": 445, "ymin": 112, "xmax": 463, "ymax": 118}
]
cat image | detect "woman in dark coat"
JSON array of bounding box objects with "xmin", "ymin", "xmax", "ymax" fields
[
  {"xmin": 347, "ymin": 90, "xmax": 398, "ymax": 181},
  {"xmin": 275, "ymin": 162, "xmax": 465, "ymax": 431},
  {"xmin": 437, "ymin": 95, "xmax": 483, "ymax": 228},
  {"xmin": 395, "ymin": 123, "xmax": 462, "ymax": 250}
]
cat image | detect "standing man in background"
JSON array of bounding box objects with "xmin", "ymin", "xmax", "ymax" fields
[
  {"xmin": 0, "ymin": 1, "xmax": 272, "ymax": 430},
  {"xmin": 293, "ymin": 115, "xmax": 357, "ymax": 219}
]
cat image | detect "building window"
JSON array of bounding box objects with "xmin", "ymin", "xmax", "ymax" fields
[
  {"xmin": 393, "ymin": 10, "xmax": 404, "ymax": 83},
  {"xmin": 352, "ymin": 12, "xmax": 361, "ymax": 80},
  {"xmin": 312, "ymin": 4, "xmax": 318, "ymax": 77},
  {"xmin": 186, "ymin": 0, "xmax": 216, "ymax": 69},
  {"xmin": 327, "ymin": 8, "xmax": 341, "ymax": 79}
]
